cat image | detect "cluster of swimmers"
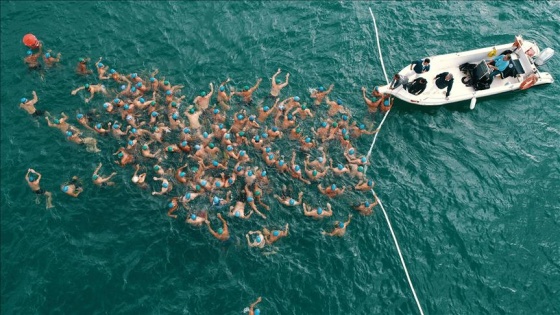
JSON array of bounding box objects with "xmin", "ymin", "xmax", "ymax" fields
[{"xmin": 21, "ymin": 42, "xmax": 392, "ymax": 247}]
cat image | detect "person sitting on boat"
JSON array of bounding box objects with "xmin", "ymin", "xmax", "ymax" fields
[
  {"xmin": 433, "ymin": 72, "xmax": 454, "ymax": 100},
  {"xmin": 487, "ymin": 54, "xmax": 511, "ymax": 78},
  {"xmin": 389, "ymin": 74, "xmax": 408, "ymax": 91},
  {"xmin": 409, "ymin": 58, "xmax": 430, "ymax": 76},
  {"xmin": 407, "ymin": 77, "xmax": 428, "ymax": 95}
]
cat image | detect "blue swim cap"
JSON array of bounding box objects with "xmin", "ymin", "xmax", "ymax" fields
[
  {"xmin": 66, "ymin": 131, "xmax": 72, "ymax": 137},
  {"xmin": 247, "ymin": 170, "xmax": 253, "ymax": 176},
  {"xmin": 358, "ymin": 166, "xmax": 364, "ymax": 173},
  {"xmin": 289, "ymin": 199, "xmax": 295, "ymax": 205},
  {"xmin": 273, "ymin": 231, "xmax": 280, "ymax": 237},
  {"xmin": 261, "ymin": 170, "xmax": 267, "ymax": 177},
  {"xmin": 349, "ymin": 148, "xmax": 355, "ymax": 155},
  {"xmin": 27, "ymin": 50, "xmax": 32, "ymax": 55},
  {"xmin": 226, "ymin": 145, "xmax": 233, "ymax": 152},
  {"xmin": 183, "ymin": 127, "xmax": 190, "ymax": 133},
  {"xmin": 194, "ymin": 144, "xmax": 201, "ymax": 150},
  {"xmin": 228, "ymin": 178, "xmax": 233, "ymax": 184},
  {"xmin": 321, "ymin": 121, "xmax": 327, "ymax": 128},
  {"xmin": 151, "ymin": 111, "xmax": 158, "ymax": 117},
  {"xmin": 128, "ymin": 140, "xmax": 134, "ymax": 146},
  {"xmin": 317, "ymin": 207, "xmax": 323, "ymax": 214},
  {"xmin": 97, "ymin": 62, "xmax": 103, "ymax": 68},
  {"xmin": 96, "ymin": 123, "xmax": 102, "ymax": 129},
  {"xmin": 28, "ymin": 174, "xmax": 36, "ymax": 182},
  {"xmin": 126, "ymin": 115, "xmax": 133, "ymax": 121},
  {"xmin": 236, "ymin": 166, "xmax": 243, "ymax": 171},
  {"xmin": 272, "ymin": 126, "xmax": 278, "ymax": 132},
  {"xmin": 213, "ymin": 108, "xmax": 219, "ymax": 114},
  {"xmin": 136, "ymin": 82, "xmax": 142, "ymax": 88},
  {"xmin": 256, "ymin": 236, "xmax": 262, "ymax": 243},
  {"xmin": 77, "ymin": 113, "xmax": 84, "ymax": 119},
  {"xmin": 215, "ymin": 181, "xmax": 221, "ymax": 187},
  {"xmin": 139, "ymin": 97, "xmax": 145, "ymax": 103},
  {"xmin": 195, "ymin": 185, "xmax": 201, "ymax": 191},
  {"xmin": 305, "ymin": 137, "xmax": 311, "ymax": 143},
  {"xmin": 113, "ymin": 123, "xmax": 119, "ymax": 129},
  {"xmin": 162, "ymin": 182, "xmax": 168, "ymax": 188},
  {"xmin": 202, "ymin": 131, "xmax": 209, "ymax": 138},
  {"xmin": 255, "ymin": 309, "xmax": 261, "ymax": 315},
  {"xmin": 384, "ymin": 99, "xmax": 390, "ymax": 106},
  {"xmin": 131, "ymin": 128, "xmax": 137, "ymax": 134},
  {"xmin": 318, "ymin": 157, "xmax": 324, "ymax": 163},
  {"xmin": 62, "ymin": 185, "xmax": 69, "ymax": 192},
  {"xmin": 168, "ymin": 202, "xmax": 174, "ymax": 208},
  {"xmin": 171, "ymin": 101, "xmax": 177, "ymax": 107},
  {"xmin": 318, "ymin": 86, "xmax": 325, "ymax": 92},
  {"xmin": 219, "ymin": 86, "xmax": 225, "ymax": 92},
  {"xmin": 365, "ymin": 201, "xmax": 370, "ymax": 207},
  {"xmin": 249, "ymin": 115, "xmax": 255, "ymax": 122},
  {"xmin": 265, "ymin": 147, "xmax": 271, "ymax": 153},
  {"xmin": 124, "ymin": 104, "xmax": 130, "ymax": 110},
  {"xmin": 279, "ymin": 160, "xmax": 285, "ymax": 166},
  {"xmin": 287, "ymin": 114, "xmax": 293, "ymax": 120},
  {"xmin": 181, "ymin": 140, "xmax": 187, "ymax": 147},
  {"xmin": 237, "ymin": 114, "xmax": 244, "ymax": 120},
  {"xmin": 337, "ymin": 99, "xmax": 343, "ymax": 105},
  {"xmin": 201, "ymin": 180, "xmax": 207, "ymax": 186},
  {"xmin": 339, "ymin": 222, "xmax": 345, "ymax": 228},
  {"xmin": 359, "ymin": 124, "xmax": 365, "ymax": 130},
  {"xmin": 217, "ymin": 228, "xmax": 223, "ymax": 235},
  {"xmin": 367, "ymin": 179, "xmax": 373, "ymax": 186},
  {"xmin": 219, "ymin": 123, "xmax": 224, "ymax": 129},
  {"xmin": 166, "ymin": 90, "xmax": 172, "ymax": 95},
  {"xmin": 263, "ymin": 106, "xmax": 269, "ymax": 112},
  {"xmin": 84, "ymin": 83, "xmax": 90, "ymax": 89},
  {"xmin": 186, "ymin": 193, "xmax": 192, "ymax": 199},
  {"xmin": 114, "ymin": 98, "xmax": 120, "ymax": 104},
  {"xmin": 154, "ymin": 165, "xmax": 160, "ymax": 171},
  {"xmin": 331, "ymin": 184, "xmax": 337, "ymax": 190},
  {"xmin": 361, "ymin": 157, "xmax": 367, "ymax": 163},
  {"xmin": 172, "ymin": 113, "xmax": 178, "ymax": 120},
  {"xmin": 294, "ymin": 96, "xmax": 300, "ymax": 102},
  {"xmin": 312, "ymin": 170, "xmax": 318, "ymax": 176},
  {"xmin": 53, "ymin": 119, "xmax": 60, "ymax": 124},
  {"xmin": 131, "ymin": 73, "xmax": 137, "ymax": 78},
  {"xmin": 235, "ymin": 211, "xmax": 240, "ymax": 217},
  {"xmin": 44, "ymin": 52, "xmax": 51, "ymax": 58},
  {"xmin": 212, "ymin": 160, "xmax": 219, "ymax": 167},
  {"xmin": 213, "ymin": 196, "xmax": 220, "ymax": 204},
  {"xmin": 254, "ymin": 135, "xmax": 260, "ymax": 141},
  {"xmin": 295, "ymin": 165, "xmax": 300, "ymax": 171},
  {"xmin": 131, "ymin": 87, "xmax": 137, "ymax": 92},
  {"xmin": 190, "ymin": 214, "xmax": 197, "ymax": 220},
  {"xmin": 110, "ymin": 69, "xmax": 116, "ymax": 74},
  {"xmin": 342, "ymin": 128, "xmax": 348, "ymax": 135},
  {"xmin": 120, "ymin": 85, "xmax": 126, "ymax": 90},
  {"xmin": 179, "ymin": 171, "xmax": 186, "ymax": 178},
  {"xmin": 224, "ymin": 133, "xmax": 231, "ymax": 139},
  {"xmin": 337, "ymin": 164, "xmax": 343, "ymax": 170},
  {"xmin": 20, "ymin": 98, "xmax": 28, "ymax": 103},
  {"xmin": 92, "ymin": 174, "xmax": 99, "ymax": 180},
  {"xmin": 239, "ymin": 150, "xmax": 246, "ymax": 156},
  {"xmin": 150, "ymin": 77, "xmax": 155, "ymax": 82},
  {"xmin": 268, "ymin": 154, "xmax": 274, "ymax": 160}
]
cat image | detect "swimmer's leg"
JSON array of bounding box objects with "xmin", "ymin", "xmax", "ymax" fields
[{"xmin": 45, "ymin": 192, "xmax": 54, "ymax": 209}]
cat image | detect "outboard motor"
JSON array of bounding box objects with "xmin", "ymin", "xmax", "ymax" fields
[{"xmin": 535, "ymin": 48, "xmax": 554, "ymax": 67}]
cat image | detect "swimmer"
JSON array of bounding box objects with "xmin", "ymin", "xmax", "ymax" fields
[
  {"xmin": 246, "ymin": 114, "xmax": 260, "ymax": 129},
  {"xmin": 186, "ymin": 211, "xmax": 208, "ymax": 227},
  {"xmin": 270, "ymin": 68, "xmax": 289, "ymax": 97},
  {"xmin": 209, "ymin": 191, "xmax": 232, "ymax": 207},
  {"xmin": 349, "ymin": 121, "xmax": 377, "ymax": 138},
  {"xmin": 322, "ymin": 214, "xmax": 353, "ymax": 237},
  {"xmin": 19, "ymin": 91, "xmax": 44, "ymax": 116},
  {"xmin": 92, "ymin": 163, "xmax": 117, "ymax": 186},
  {"xmin": 244, "ymin": 184, "xmax": 267, "ymax": 219},
  {"xmin": 362, "ymin": 86, "xmax": 380, "ymax": 113},
  {"xmin": 181, "ymin": 191, "xmax": 203, "ymax": 205},
  {"xmin": 43, "ymin": 50, "xmax": 61, "ymax": 67},
  {"xmin": 303, "ymin": 202, "xmax": 333, "ymax": 219},
  {"xmin": 279, "ymin": 112, "xmax": 296, "ymax": 130},
  {"xmin": 258, "ymin": 98, "xmax": 278, "ymax": 123},
  {"xmin": 230, "ymin": 110, "xmax": 248, "ymax": 134},
  {"xmin": 288, "ymin": 126, "xmax": 303, "ymax": 141},
  {"xmin": 110, "ymin": 121, "xmax": 131, "ymax": 137},
  {"xmin": 310, "ymin": 84, "xmax": 334, "ymax": 106},
  {"xmin": 93, "ymin": 122, "xmax": 110, "ymax": 135},
  {"xmin": 167, "ymin": 197, "xmax": 180, "ymax": 219},
  {"xmin": 175, "ymin": 163, "xmax": 190, "ymax": 184},
  {"xmin": 184, "ymin": 107, "xmax": 202, "ymax": 130},
  {"xmin": 228, "ymin": 197, "xmax": 253, "ymax": 219},
  {"xmin": 299, "ymin": 136, "xmax": 315, "ymax": 151},
  {"xmin": 152, "ymin": 176, "xmax": 172, "ymax": 195},
  {"xmin": 71, "ymin": 83, "xmax": 108, "ymax": 103},
  {"xmin": 354, "ymin": 198, "xmax": 378, "ymax": 216},
  {"xmin": 211, "ymin": 108, "xmax": 227, "ymax": 125},
  {"xmin": 95, "ymin": 57, "xmax": 110, "ymax": 80},
  {"xmin": 141, "ymin": 142, "xmax": 161, "ymax": 159},
  {"xmin": 325, "ymin": 96, "xmax": 349, "ymax": 117},
  {"xmin": 263, "ymin": 224, "xmax": 289, "ymax": 244},
  {"xmin": 232, "ymin": 78, "xmax": 262, "ymax": 105},
  {"xmin": 132, "ymin": 164, "xmax": 147, "ymax": 189},
  {"xmin": 205, "ymin": 213, "xmax": 230, "ymax": 241},
  {"xmin": 303, "ymin": 162, "xmax": 328, "ymax": 181},
  {"xmin": 149, "ymin": 69, "xmax": 160, "ymax": 91},
  {"xmin": 246, "ymin": 231, "xmax": 266, "ymax": 248},
  {"xmin": 45, "ymin": 112, "xmax": 71, "ymax": 133},
  {"xmin": 25, "ymin": 169, "xmax": 53, "ymax": 209},
  {"xmin": 348, "ymin": 164, "xmax": 366, "ymax": 179},
  {"xmin": 330, "ymin": 160, "xmax": 350, "ymax": 176},
  {"xmin": 305, "ymin": 148, "xmax": 327, "ymax": 170},
  {"xmin": 193, "ymin": 83, "xmax": 213, "ymax": 111},
  {"xmin": 265, "ymin": 125, "xmax": 283, "ymax": 140},
  {"xmin": 61, "ymin": 176, "xmax": 83, "ymax": 198},
  {"xmin": 113, "ymin": 147, "xmax": 134, "ymax": 166},
  {"xmin": 252, "ymin": 184, "xmax": 270, "ymax": 210},
  {"xmin": 275, "ymin": 156, "xmax": 289, "ymax": 173},
  {"xmin": 76, "ymin": 57, "xmax": 92, "ymax": 75},
  {"xmin": 318, "ymin": 183, "xmax": 346, "ymax": 198},
  {"xmin": 289, "ymin": 152, "xmax": 311, "ymax": 184},
  {"xmin": 217, "ymin": 78, "xmax": 232, "ymax": 110},
  {"xmin": 292, "ymin": 103, "xmax": 314, "ymax": 120},
  {"xmin": 379, "ymin": 95, "xmax": 394, "ymax": 113},
  {"xmin": 76, "ymin": 113, "xmax": 95, "ymax": 131},
  {"xmin": 24, "ymin": 48, "xmax": 42, "ymax": 70},
  {"xmin": 247, "ymin": 296, "xmax": 262, "ymax": 315},
  {"xmin": 274, "ymin": 191, "xmax": 303, "ymax": 207}
]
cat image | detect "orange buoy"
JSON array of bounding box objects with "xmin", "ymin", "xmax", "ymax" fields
[
  {"xmin": 23, "ymin": 34, "xmax": 40, "ymax": 49},
  {"xmin": 519, "ymin": 74, "xmax": 538, "ymax": 90}
]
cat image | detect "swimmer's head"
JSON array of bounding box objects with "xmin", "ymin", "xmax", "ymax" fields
[
  {"xmin": 262, "ymin": 106, "xmax": 270, "ymax": 112},
  {"xmin": 254, "ymin": 190, "xmax": 261, "ymax": 196},
  {"xmin": 150, "ymin": 101, "xmax": 156, "ymax": 106},
  {"xmin": 243, "ymin": 85, "xmax": 249, "ymax": 91},
  {"xmin": 97, "ymin": 62, "xmax": 103, "ymax": 68},
  {"xmin": 255, "ymin": 309, "xmax": 260, "ymax": 315},
  {"xmin": 321, "ymin": 121, "xmax": 327, "ymax": 128},
  {"xmin": 110, "ymin": 69, "xmax": 116, "ymax": 74},
  {"xmin": 150, "ymin": 77, "xmax": 155, "ymax": 82},
  {"xmin": 168, "ymin": 202, "xmax": 174, "ymax": 208},
  {"xmin": 136, "ymin": 82, "xmax": 142, "ymax": 88},
  {"xmin": 131, "ymin": 128, "xmax": 137, "ymax": 134},
  {"xmin": 167, "ymin": 146, "xmax": 174, "ymax": 152},
  {"xmin": 201, "ymin": 180, "xmax": 207, "ymax": 186},
  {"xmin": 96, "ymin": 123, "xmax": 102, "ymax": 129},
  {"xmin": 294, "ymin": 165, "xmax": 301, "ymax": 171},
  {"xmin": 166, "ymin": 90, "xmax": 172, "ymax": 95},
  {"xmin": 254, "ymin": 135, "xmax": 260, "ymax": 142},
  {"xmin": 45, "ymin": 52, "xmax": 51, "ymax": 58},
  {"xmin": 318, "ymin": 86, "xmax": 325, "ymax": 92},
  {"xmin": 27, "ymin": 50, "xmax": 32, "ymax": 56},
  {"xmin": 337, "ymin": 99, "xmax": 343, "ymax": 105},
  {"xmin": 331, "ymin": 184, "xmax": 337, "ymax": 190},
  {"xmin": 195, "ymin": 185, "xmax": 201, "ymax": 191},
  {"xmin": 261, "ymin": 170, "xmax": 267, "ymax": 177},
  {"xmin": 62, "ymin": 185, "xmax": 69, "ymax": 192},
  {"xmin": 128, "ymin": 140, "xmax": 134, "ymax": 146},
  {"xmin": 190, "ymin": 214, "xmax": 197, "ymax": 220},
  {"xmin": 213, "ymin": 108, "xmax": 219, "ymax": 114},
  {"xmin": 289, "ymin": 199, "xmax": 295, "ymax": 205},
  {"xmin": 219, "ymin": 86, "xmax": 225, "ymax": 92},
  {"xmin": 318, "ymin": 157, "xmax": 324, "ymax": 163},
  {"xmin": 118, "ymin": 152, "xmax": 124, "ymax": 158},
  {"xmin": 228, "ymin": 178, "xmax": 234, "ymax": 184},
  {"xmin": 139, "ymin": 97, "xmax": 145, "ymax": 103},
  {"xmin": 120, "ymin": 85, "xmax": 126, "ymax": 90},
  {"xmin": 217, "ymin": 228, "xmax": 223, "ymax": 235},
  {"xmin": 238, "ymin": 131, "xmax": 245, "ymax": 137},
  {"xmin": 383, "ymin": 99, "xmax": 390, "ymax": 106},
  {"xmin": 153, "ymin": 165, "xmax": 160, "ymax": 171},
  {"xmin": 132, "ymin": 176, "xmax": 139, "ymax": 183},
  {"xmin": 338, "ymin": 222, "xmax": 345, "ymax": 228},
  {"xmin": 213, "ymin": 196, "xmax": 220, "ymax": 204},
  {"xmin": 276, "ymin": 78, "xmax": 282, "ymax": 84},
  {"xmin": 332, "ymin": 122, "xmax": 338, "ymax": 128},
  {"xmin": 186, "ymin": 193, "xmax": 192, "ymax": 199},
  {"xmin": 124, "ymin": 104, "xmax": 130, "ymax": 110},
  {"xmin": 343, "ymin": 134, "xmax": 349, "ymax": 140},
  {"xmin": 365, "ymin": 201, "xmax": 370, "ymax": 207},
  {"xmin": 342, "ymin": 115, "xmax": 348, "ymax": 121},
  {"xmin": 130, "ymin": 73, "xmax": 137, "ymax": 78},
  {"xmin": 272, "ymin": 126, "xmax": 278, "ymax": 132},
  {"xmin": 20, "ymin": 98, "xmax": 28, "ymax": 103},
  {"xmin": 84, "ymin": 83, "xmax": 90, "ymax": 89},
  {"xmin": 349, "ymin": 148, "xmax": 355, "ymax": 155},
  {"xmin": 359, "ymin": 124, "xmax": 365, "ymax": 130},
  {"xmin": 313, "ymin": 170, "xmax": 318, "ymax": 176},
  {"xmin": 317, "ymin": 207, "xmax": 323, "ymax": 215},
  {"xmin": 151, "ymin": 111, "xmax": 158, "ymax": 117},
  {"xmin": 268, "ymin": 153, "xmax": 274, "ymax": 160},
  {"xmin": 162, "ymin": 182, "xmax": 169, "ymax": 188},
  {"xmin": 212, "ymin": 160, "xmax": 218, "ymax": 167},
  {"xmin": 367, "ymin": 179, "xmax": 373, "ymax": 186},
  {"xmin": 215, "ymin": 181, "xmax": 221, "ymax": 187},
  {"xmin": 53, "ymin": 119, "xmax": 60, "ymax": 124},
  {"xmin": 337, "ymin": 164, "xmax": 343, "ymax": 170},
  {"xmin": 294, "ymin": 96, "xmax": 300, "ymax": 102},
  {"xmin": 236, "ymin": 166, "xmax": 243, "ymax": 172},
  {"xmin": 131, "ymin": 87, "xmax": 137, "ymax": 92},
  {"xmin": 126, "ymin": 115, "xmax": 133, "ymax": 121},
  {"xmin": 113, "ymin": 98, "xmax": 120, "ymax": 104},
  {"xmin": 28, "ymin": 174, "xmax": 36, "ymax": 182},
  {"xmin": 164, "ymin": 80, "xmax": 170, "ymax": 85},
  {"xmin": 76, "ymin": 113, "xmax": 84, "ymax": 119},
  {"xmin": 287, "ymin": 114, "xmax": 293, "ymax": 120},
  {"xmin": 239, "ymin": 150, "xmax": 246, "ymax": 157},
  {"xmin": 189, "ymin": 108, "xmax": 195, "ymax": 114},
  {"xmin": 265, "ymin": 147, "xmax": 271, "ymax": 153},
  {"xmin": 296, "ymin": 127, "xmax": 301, "ymax": 134},
  {"xmin": 237, "ymin": 114, "xmax": 244, "ymax": 120},
  {"xmin": 235, "ymin": 211, "xmax": 240, "ymax": 217},
  {"xmin": 78, "ymin": 57, "xmax": 85, "ymax": 63},
  {"xmin": 66, "ymin": 131, "xmax": 73, "ymax": 137},
  {"xmin": 194, "ymin": 144, "xmax": 201, "ymax": 150},
  {"xmin": 358, "ymin": 166, "xmax": 364, "ymax": 173},
  {"xmin": 183, "ymin": 127, "xmax": 190, "ymax": 134},
  {"xmin": 203, "ymin": 131, "xmax": 209, "ymax": 138},
  {"xmin": 247, "ymin": 170, "xmax": 253, "ymax": 176},
  {"xmin": 142, "ymin": 145, "xmax": 148, "ymax": 150},
  {"xmin": 172, "ymin": 113, "xmax": 178, "ymax": 120},
  {"xmin": 256, "ymin": 236, "xmax": 262, "ymax": 243},
  {"xmin": 305, "ymin": 137, "xmax": 311, "ymax": 143},
  {"xmin": 279, "ymin": 160, "xmax": 285, "ymax": 166},
  {"xmin": 273, "ymin": 231, "xmax": 280, "ymax": 237},
  {"xmin": 361, "ymin": 157, "xmax": 367, "ymax": 163},
  {"xmin": 224, "ymin": 133, "xmax": 231, "ymax": 139},
  {"xmin": 181, "ymin": 140, "xmax": 187, "ymax": 147},
  {"xmin": 227, "ymin": 145, "xmax": 233, "ymax": 152},
  {"xmin": 219, "ymin": 124, "xmax": 224, "ymax": 129},
  {"xmin": 249, "ymin": 115, "xmax": 255, "ymax": 122},
  {"xmin": 200, "ymin": 91, "xmax": 206, "ymax": 97}
]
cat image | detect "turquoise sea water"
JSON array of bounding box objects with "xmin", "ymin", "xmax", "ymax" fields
[{"xmin": 1, "ymin": 1, "xmax": 559, "ymax": 314}]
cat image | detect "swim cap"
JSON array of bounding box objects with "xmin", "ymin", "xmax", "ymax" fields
[
  {"xmin": 181, "ymin": 140, "xmax": 187, "ymax": 147},
  {"xmin": 279, "ymin": 160, "xmax": 285, "ymax": 166},
  {"xmin": 150, "ymin": 77, "xmax": 155, "ymax": 82},
  {"xmin": 343, "ymin": 134, "xmax": 349, "ymax": 140},
  {"xmin": 374, "ymin": 86, "xmax": 379, "ymax": 91},
  {"xmin": 367, "ymin": 179, "xmax": 373, "ymax": 186},
  {"xmin": 342, "ymin": 115, "xmax": 348, "ymax": 121},
  {"xmin": 263, "ymin": 106, "xmax": 269, "ymax": 112},
  {"xmin": 212, "ymin": 160, "xmax": 218, "ymax": 167},
  {"xmin": 215, "ymin": 181, "xmax": 221, "ymax": 187},
  {"xmin": 96, "ymin": 123, "xmax": 102, "ymax": 129},
  {"xmin": 302, "ymin": 104, "xmax": 307, "ymax": 110},
  {"xmin": 78, "ymin": 57, "xmax": 84, "ymax": 62},
  {"xmin": 254, "ymin": 135, "xmax": 260, "ymax": 141},
  {"xmin": 103, "ymin": 103, "xmax": 110, "ymax": 109},
  {"xmin": 138, "ymin": 97, "xmax": 145, "ymax": 103},
  {"xmin": 313, "ymin": 170, "xmax": 318, "ymax": 176},
  {"xmin": 318, "ymin": 157, "xmax": 324, "ymax": 163},
  {"xmin": 189, "ymin": 108, "xmax": 195, "ymax": 114},
  {"xmin": 236, "ymin": 166, "xmax": 243, "ymax": 172},
  {"xmin": 318, "ymin": 86, "xmax": 325, "ymax": 92},
  {"xmin": 261, "ymin": 133, "xmax": 268, "ymax": 139},
  {"xmin": 213, "ymin": 196, "xmax": 220, "ymax": 204},
  {"xmin": 110, "ymin": 69, "xmax": 116, "ymax": 74},
  {"xmin": 237, "ymin": 114, "xmax": 243, "ymax": 120},
  {"xmin": 120, "ymin": 85, "xmax": 126, "ymax": 90},
  {"xmin": 256, "ymin": 236, "xmax": 262, "ymax": 243},
  {"xmin": 201, "ymin": 180, "xmax": 207, "ymax": 186},
  {"xmin": 84, "ymin": 83, "xmax": 90, "ymax": 89},
  {"xmin": 228, "ymin": 178, "xmax": 233, "ymax": 184},
  {"xmin": 62, "ymin": 185, "xmax": 69, "ymax": 192},
  {"xmin": 255, "ymin": 309, "xmax": 260, "ymax": 315},
  {"xmin": 225, "ymin": 133, "xmax": 231, "ymax": 139},
  {"xmin": 238, "ymin": 131, "xmax": 245, "ymax": 136},
  {"xmin": 296, "ymin": 127, "xmax": 301, "ymax": 134},
  {"xmin": 217, "ymin": 228, "xmax": 223, "ymax": 234},
  {"xmin": 113, "ymin": 123, "xmax": 120, "ymax": 129},
  {"xmin": 358, "ymin": 166, "xmax": 364, "ymax": 172},
  {"xmin": 294, "ymin": 165, "xmax": 300, "ymax": 171},
  {"xmin": 168, "ymin": 202, "xmax": 174, "ymax": 208},
  {"xmin": 261, "ymin": 170, "xmax": 267, "ymax": 177},
  {"xmin": 361, "ymin": 157, "xmax": 367, "ymax": 163},
  {"xmin": 272, "ymin": 126, "xmax": 278, "ymax": 132},
  {"xmin": 183, "ymin": 127, "xmax": 190, "ymax": 133},
  {"xmin": 131, "ymin": 128, "xmax": 137, "ymax": 134},
  {"xmin": 195, "ymin": 185, "xmax": 201, "ymax": 191},
  {"xmin": 384, "ymin": 99, "xmax": 390, "ymax": 106},
  {"xmin": 227, "ymin": 145, "xmax": 233, "ymax": 152},
  {"xmin": 219, "ymin": 86, "xmax": 225, "ymax": 92},
  {"xmin": 45, "ymin": 52, "xmax": 51, "ymax": 58},
  {"xmin": 273, "ymin": 231, "xmax": 280, "ymax": 237},
  {"xmin": 131, "ymin": 87, "xmax": 137, "ymax": 92},
  {"xmin": 124, "ymin": 104, "xmax": 130, "ymax": 110},
  {"xmin": 20, "ymin": 98, "xmax": 27, "ymax": 103},
  {"xmin": 166, "ymin": 90, "xmax": 172, "ymax": 95},
  {"xmin": 289, "ymin": 199, "xmax": 295, "ymax": 205},
  {"xmin": 27, "ymin": 50, "xmax": 32, "ymax": 55},
  {"xmin": 131, "ymin": 73, "xmax": 137, "ymax": 78},
  {"xmin": 186, "ymin": 193, "xmax": 192, "ymax": 199},
  {"xmin": 338, "ymin": 222, "xmax": 345, "ymax": 228},
  {"xmin": 239, "ymin": 150, "xmax": 246, "ymax": 156},
  {"xmin": 331, "ymin": 184, "xmax": 337, "ymax": 190},
  {"xmin": 97, "ymin": 63, "xmax": 103, "ymax": 68},
  {"xmin": 153, "ymin": 165, "xmax": 160, "ymax": 171},
  {"xmin": 337, "ymin": 164, "xmax": 343, "ymax": 170},
  {"xmin": 171, "ymin": 112, "xmax": 179, "ymax": 120},
  {"xmin": 213, "ymin": 108, "xmax": 219, "ymax": 114},
  {"xmin": 77, "ymin": 113, "xmax": 84, "ymax": 119},
  {"xmin": 136, "ymin": 82, "xmax": 142, "ymax": 88},
  {"xmin": 28, "ymin": 174, "xmax": 36, "ymax": 182},
  {"xmin": 219, "ymin": 124, "xmax": 224, "ymax": 129},
  {"xmin": 287, "ymin": 114, "xmax": 293, "ymax": 120},
  {"xmin": 151, "ymin": 101, "xmax": 156, "ymax": 106},
  {"xmin": 54, "ymin": 119, "xmax": 60, "ymax": 124},
  {"xmin": 203, "ymin": 131, "xmax": 209, "ymax": 138},
  {"xmin": 128, "ymin": 140, "xmax": 134, "ymax": 146},
  {"xmin": 194, "ymin": 144, "xmax": 201, "ymax": 150},
  {"xmin": 162, "ymin": 182, "xmax": 168, "ymax": 188},
  {"xmin": 234, "ymin": 211, "xmax": 241, "ymax": 218},
  {"xmin": 190, "ymin": 214, "xmax": 197, "ymax": 220},
  {"xmin": 365, "ymin": 201, "xmax": 370, "ymax": 207},
  {"xmin": 305, "ymin": 137, "xmax": 311, "ymax": 143},
  {"xmin": 142, "ymin": 145, "xmax": 148, "ymax": 150},
  {"xmin": 317, "ymin": 207, "xmax": 323, "ymax": 214},
  {"xmin": 332, "ymin": 122, "xmax": 338, "ymax": 127},
  {"xmin": 294, "ymin": 96, "xmax": 300, "ymax": 102},
  {"xmin": 247, "ymin": 170, "xmax": 253, "ymax": 176},
  {"xmin": 66, "ymin": 131, "xmax": 72, "ymax": 137},
  {"xmin": 275, "ymin": 78, "xmax": 282, "ymax": 84},
  {"xmin": 164, "ymin": 80, "xmax": 170, "ymax": 85},
  {"xmin": 118, "ymin": 152, "xmax": 124, "ymax": 158},
  {"xmin": 249, "ymin": 115, "xmax": 255, "ymax": 122},
  {"xmin": 254, "ymin": 190, "xmax": 261, "ymax": 196},
  {"xmin": 126, "ymin": 115, "xmax": 133, "ymax": 121},
  {"xmin": 243, "ymin": 85, "xmax": 249, "ymax": 91},
  {"xmin": 265, "ymin": 147, "xmax": 271, "ymax": 153},
  {"xmin": 167, "ymin": 146, "xmax": 173, "ymax": 152},
  {"xmin": 349, "ymin": 148, "xmax": 355, "ymax": 155},
  {"xmin": 268, "ymin": 153, "xmax": 274, "ymax": 160},
  {"xmin": 337, "ymin": 99, "xmax": 343, "ymax": 105},
  {"xmin": 151, "ymin": 111, "xmax": 158, "ymax": 117},
  {"xmin": 114, "ymin": 98, "xmax": 120, "ymax": 104},
  {"xmin": 200, "ymin": 91, "xmax": 206, "ymax": 97}
]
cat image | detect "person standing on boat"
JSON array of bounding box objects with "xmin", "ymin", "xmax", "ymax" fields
[
  {"xmin": 433, "ymin": 72, "xmax": 454, "ymax": 100},
  {"xmin": 408, "ymin": 58, "xmax": 430, "ymax": 77}
]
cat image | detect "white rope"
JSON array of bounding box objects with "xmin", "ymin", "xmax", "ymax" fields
[{"xmin": 364, "ymin": 7, "xmax": 425, "ymax": 315}]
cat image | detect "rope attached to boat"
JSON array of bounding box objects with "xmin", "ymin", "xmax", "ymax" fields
[{"xmin": 366, "ymin": 7, "xmax": 426, "ymax": 315}]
